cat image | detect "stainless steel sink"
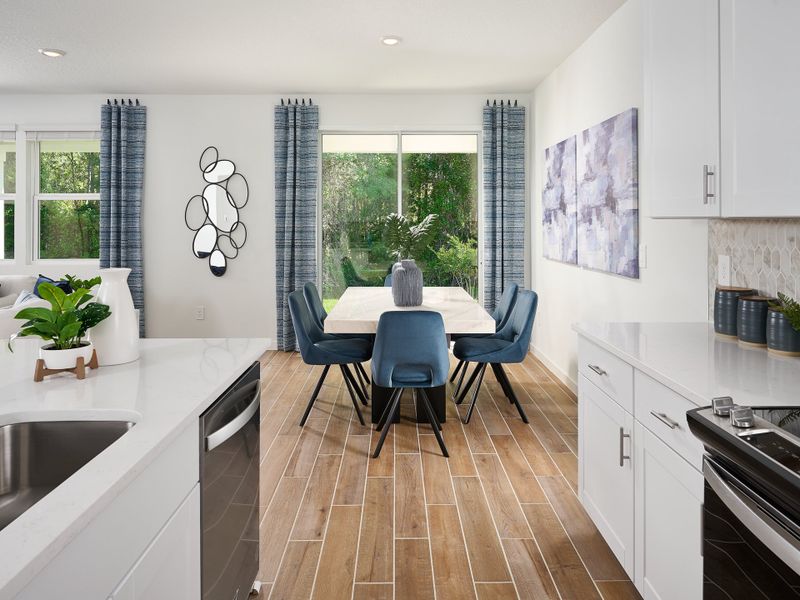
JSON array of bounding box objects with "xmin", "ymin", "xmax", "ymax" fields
[{"xmin": 0, "ymin": 420, "xmax": 135, "ymax": 532}]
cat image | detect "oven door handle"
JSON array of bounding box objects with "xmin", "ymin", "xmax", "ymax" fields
[
  {"xmin": 205, "ymin": 380, "xmax": 261, "ymax": 452},
  {"xmin": 703, "ymin": 457, "xmax": 800, "ymax": 574}
]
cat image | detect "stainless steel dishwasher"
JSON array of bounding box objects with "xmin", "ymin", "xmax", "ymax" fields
[{"xmin": 200, "ymin": 361, "xmax": 261, "ymax": 600}]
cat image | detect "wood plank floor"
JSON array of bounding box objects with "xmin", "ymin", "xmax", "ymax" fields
[{"xmin": 254, "ymin": 351, "xmax": 641, "ymax": 600}]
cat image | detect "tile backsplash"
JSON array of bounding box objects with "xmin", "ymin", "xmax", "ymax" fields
[{"xmin": 708, "ymin": 219, "xmax": 800, "ymax": 313}]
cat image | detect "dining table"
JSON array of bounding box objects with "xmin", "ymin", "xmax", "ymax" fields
[{"xmin": 324, "ymin": 286, "xmax": 495, "ymax": 423}]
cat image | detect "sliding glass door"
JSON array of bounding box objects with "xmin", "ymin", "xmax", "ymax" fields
[{"xmin": 320, "ymin": 133, "xmax": 479, "ymax": 309}]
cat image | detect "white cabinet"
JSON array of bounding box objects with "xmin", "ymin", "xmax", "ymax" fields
[
  {"xmin": 579, "ymin": 375, "xmax": 635, "ymax": 577},
  {"xmin": 110, "ymin": 485, "xmax": 201, "ymax": 600},
  {"xmin": 634, "ymin": 424, "xmax": 704, "ymax": 600},
  {"xmin": 644, "ymin": 0, "xmax": 720, "ymax": 218},
  {"xmin": 719, "ymin": 0, "xmax": 800, "ymax": 217}
]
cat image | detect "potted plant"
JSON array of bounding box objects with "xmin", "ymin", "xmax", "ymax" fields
[
  {"xmin": 383, "ymin": 213, "xmax": 437, "ymax": 306},
  {"xmin": 10, "ymin": 277, "xmax": 111, "ymax": 370},
  {"xmin": 767, "ymin": 293, "xmax": 800, "ymax": 356}
]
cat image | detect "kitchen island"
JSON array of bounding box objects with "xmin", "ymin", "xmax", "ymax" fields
[{"xmin": 0, "ymin": 337, "xmax": 270, "ymax": 599}]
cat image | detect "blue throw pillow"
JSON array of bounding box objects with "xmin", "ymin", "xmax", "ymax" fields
[{"xmin": 33, "ymin": 275, "xmax": 73, "ymax": 297}]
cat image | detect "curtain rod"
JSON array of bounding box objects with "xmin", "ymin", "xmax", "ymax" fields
[
  {"xmin": 485, "ymin": 99, "xmax": 519, "ymax": 107},
  {"xmin": 279, "ymin": 98, "xmax": 313, "ymax": 106},
  {"xmin": 106, "ymin": 98, "xmax": 140, "ymax": 106}
]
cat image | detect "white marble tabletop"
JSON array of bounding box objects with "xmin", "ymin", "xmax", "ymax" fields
[{"xmin": 325, "ymin": 286, "xmax": 495, "ymax": 334}]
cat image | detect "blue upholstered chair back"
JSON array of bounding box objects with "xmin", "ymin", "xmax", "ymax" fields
[
  {"xmin": 371, "ymin": 311, "xmax": 450, "ymax": 389},
  {"xmin": 384, "ymin": 274, "xmax": 393, "ymax": 287},
  {"xmin": 491, "ymin": 282, "xmax": 519, "ymax": 330},
  {"xmin": 288, "ymin": 290, "xmax": 324, "ymax": 361},
  {"xmin": 495, "ymin": 290, "xmax": 539, "ymax": 362},
  {"xmin": 303, "ymin": 282, "xmax": 328, "ymax": 331}
]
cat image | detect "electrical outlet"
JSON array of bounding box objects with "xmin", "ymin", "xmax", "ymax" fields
[
  {"xmin": 718, "ymin": 255, "xmax": 731, "ymax": 286},
  {"xmin": 194, "ymin": 305, "xmax": 205, "ymax": 320}
]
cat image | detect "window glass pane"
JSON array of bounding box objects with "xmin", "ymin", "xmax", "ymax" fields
[
  {"xmin": 39, "ymin": 199, "xmax": 100, "ymax": 259},
  {"xmin": 321, "ymin": 134, "xmax": 398, "ymax": 310},
  {"xmin": 401, "ymin": 134, "xmax": 479, "ymax": 298},
  {"xmin": 0, "ymin": 142, "xmax": 15, "ymax": 194},
  {"xmin": 3, "ymin": 200, "xmax": 13, "ymax": 260},
  {"xmin": 39, "ymin": 140, "xmax": 100, "ymax": 194}
]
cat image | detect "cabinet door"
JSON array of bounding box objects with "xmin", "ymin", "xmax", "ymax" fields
[
  {"xmin": 644, "ymin": 0, "xmax": 720, "ymax": 218},
  {"xmin": 635, "ymin": 423, "xmax": 703, "ymax": 600},
  {"xmin": 111, "ymin": 485, "xmax": 201, "ymax": 600},
  {"xmin": 579, "ymin": 375, "xmax": 635, "ymax": 577},
  {"xmin": 720, "ymin": 0, "xmax": 800, "ymax": 217}
]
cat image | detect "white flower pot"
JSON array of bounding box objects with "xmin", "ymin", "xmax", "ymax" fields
[
  {"xmin": 39, "ymin": 342, "xmax": 94, "ymax": 370},
  {"xmin": 89, "ymin": 268, "xmax": 140, "ymax": 366}
]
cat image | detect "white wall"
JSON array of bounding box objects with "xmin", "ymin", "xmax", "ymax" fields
[
  {"xmin": 0, "ymin": 93, "xmax": 529, "ymax": 343},
  {"xmin": 530, "ymin": 0, "xmax": 709, "ymax": 387}
]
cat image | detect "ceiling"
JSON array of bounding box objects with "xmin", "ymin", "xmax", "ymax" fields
[{"xmin": 0, "ymin": 0, "xmax": 625, "ymax": 94}]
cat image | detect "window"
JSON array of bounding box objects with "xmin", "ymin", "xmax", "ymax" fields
[
  {"xmin": 321, "ymin": 133, "xmax": 479, "ymax": 309},
  {"xmin": 31, "ymin": 137, "xmax": 100, "ymax": 260},
  {"xmin": 0, "ymin": 138, "xmax": 14, "ymax": 260}
]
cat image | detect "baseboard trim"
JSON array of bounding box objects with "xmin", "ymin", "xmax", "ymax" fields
[{"xmin": 530, "ymin": 343, "xmax": 577, "ymax": 394}]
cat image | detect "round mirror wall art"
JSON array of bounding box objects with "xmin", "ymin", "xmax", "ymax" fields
[{"xmin": 184, "ymin": 146, "xmax": 249, "ymax": 277}]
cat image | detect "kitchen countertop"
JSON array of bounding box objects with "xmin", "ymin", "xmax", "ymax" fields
[
  {"xmin": 573, "ymin": 322, "xmax": 800, "ymax": 408},
  {"xmin": 0, "ymin": 337, "xmax": 270, "ymax": 598}
]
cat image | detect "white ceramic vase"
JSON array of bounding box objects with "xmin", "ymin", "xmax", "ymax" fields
[
  {"xmin": 39, "ymin": 342, "xmax": 94, "ymax": 370},
  {"xmin": 89, "ymin": 267, "xmax": 140, "ymax": 366}
]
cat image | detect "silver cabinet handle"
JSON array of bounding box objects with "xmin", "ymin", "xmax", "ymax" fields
[
  {"xmin": 650, "ymin": 410, "xmax": 680, "ymax": 430},
  {"xmin": 588, "ymin": 364, "xmax": 607, "ymax": 376},
  {"xmin": 205, "ymin": 380, "xmax": 261, "ymax": 451},
  {"xmin": 703, "ymin": 164, "xmax": 715, "ymax": 205},
  {"xmin": 619, "ymin": 427, "xmax": 631, "ymax": 467}
]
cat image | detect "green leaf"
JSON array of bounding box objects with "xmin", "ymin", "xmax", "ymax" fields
[
  {"xmin": 60, "ymin": 321, "xmax": 81, "ymax": 341},
  {"xmin": 36, "ymin": 282, "xmax": 67, "ymax": 312},
  {"xmin": 14, "ymin": 307, "xmax": 56, "ymax": 323},
  {"xmin": 75, "ymin": 302, "xmax": 111, "ymax": 336}
]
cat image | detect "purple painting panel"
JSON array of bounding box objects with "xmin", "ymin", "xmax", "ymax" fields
[
  {"xmin": 576, "ymin": 108, "xmax": 639, "ymax": 279},
  {"xmin": 542, "ymin": 136, "xmax": 577, "ymax": 264}
]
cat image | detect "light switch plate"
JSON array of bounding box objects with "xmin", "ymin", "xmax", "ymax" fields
[
  {"xmin": 718, "ymin": 255, "xmax": 731, "ymax": 286},
  {"xmin": 194, "ymin": 305, "xmax": 205, "ymax": 320}
]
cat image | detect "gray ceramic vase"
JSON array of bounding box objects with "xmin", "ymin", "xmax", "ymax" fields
[
  {"xmin": 766, "ymin": 308, "xmax": 800, "ymax": 356},
  {"xmin": 391, "ymin": 259, "xmax": 423, "ymax": 307}
]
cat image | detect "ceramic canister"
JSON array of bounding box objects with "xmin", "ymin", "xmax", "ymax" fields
[
  {"xmin": 714, "ymin": 286, "xmax": 756, "ymax": 337},
  {"xmin": 766, "ymin": 307, "xmax": 800, "ymax": 357},
  {"xmin": 737, "ymin": 296, "xmax": 774, "ymax": 347}
]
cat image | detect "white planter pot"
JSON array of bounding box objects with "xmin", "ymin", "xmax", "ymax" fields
[
  {"xmin": 39, "ymin": 342, "xmax": 94, "ymax": 370},
  {"xmin": 89, "ymin": 268, "xmax": 140, "ymax": 366}
]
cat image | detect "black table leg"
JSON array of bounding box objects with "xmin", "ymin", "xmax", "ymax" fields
[{"xmin": 371, "ymin": 383, "xmax": 446, "ymax": 424}]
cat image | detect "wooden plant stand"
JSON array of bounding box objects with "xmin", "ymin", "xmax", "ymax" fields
[{"xmin": 34, "ymin": 350, "xmax": 99, "ymax": 382}]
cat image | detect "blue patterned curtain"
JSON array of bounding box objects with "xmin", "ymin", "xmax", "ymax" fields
[
  {"xmin": 275, "ymin": 100, "xmax": 319, "ymax": 351},
  {"xmin": 483, "ymin": 100, "xmax": 525, "ymax": 313},
  {"xmin": 100, "ymin": 100, "xmax": 146, "ymax": 337}
]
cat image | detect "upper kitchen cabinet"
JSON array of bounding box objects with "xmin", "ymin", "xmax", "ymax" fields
[
  {"xmin": 644, "ymin": 0, "xmax": 721, "ymax": 218},
  {"xmin": 645, "ymin": 0, "xmax": 800, "ymax": 218},
  {"xmin": 719, "ymin": 0, "xmax": 800, "ymax": 217}
]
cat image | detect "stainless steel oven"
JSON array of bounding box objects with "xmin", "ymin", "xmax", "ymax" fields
[{"xmin": 200, "ymin": 362, "xmax": 261, "ymax": 600}]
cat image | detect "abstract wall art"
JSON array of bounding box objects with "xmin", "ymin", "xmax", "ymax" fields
[
  {"xmin": 576, "ymin": 108, "xmax": 639, "ymax": 279},
  {"xmin": 542, "ymin": 135, "xmax": 578, "ymax": 264}
]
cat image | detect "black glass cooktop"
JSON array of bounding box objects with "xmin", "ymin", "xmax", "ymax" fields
[{"xmin": 741, "ymin": 408, "xmax": 800, "ymax": 475}]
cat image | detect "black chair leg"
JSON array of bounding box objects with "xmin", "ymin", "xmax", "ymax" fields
[
  {"xmin": 352, "ymin": 363, "xmax": 370, "ymax": 400},
  {"xmin": 463, "ymin": 363, "xmax": 487, "ymax": 424},
  {"xmin": 300, "ymin": 364, "xmax": 330, "ymax": 426},
  {"xmin": 341, "ymin": 365, "xmax": 366, "ymax": 426},
  {"xmin": 495, "ymin": 363, "xmax": 529, "ymax": 423},
  {"xmin": 452, "ymin": 360, "xmax": 469, "ymax": 400},
  {"xmin": 490, "ymin": 363, "xmax": 515, "ymax": 403},
  {"xmin": 342, "ymin": 364, "xmax": 368, "ymax": 406},
  {"xmin": 377, "ymin": 388, "xmax": 402, "ymax": 432},
  {"xmin": 455, "ymin": 362, "xmax": 482, "ymax": 405},
  {"xmin": 419, "ymin": 389, "xmax": 448, "ymax": 457},
  {"xmin": 356, "ymin": 362, "xmax": 371, "ymax": 385},
  {"xmin": 373, "ymin": 389, "xmax": 402, "ymax": 458},
  {"xmin": 449, "ymin": 359, "xmax": 465, "ymax": 383}
]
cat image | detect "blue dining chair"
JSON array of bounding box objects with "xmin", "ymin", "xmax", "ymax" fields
[
  {"xmin": 303, "ymin": 281, "xmax": 372, "ymax": 396},
  {"xmin": 450, "ymin": 283, "xmax": 519, "ymax": 399},
  {"xmin": 288, "ymin": 290, "xmax": 372, "ymax": 427},
  {"xmin": 371, "ymin": 311, "xmax": 449, "ymax": 458},
  {"xmin": 452, "ymin": 289, "xmax": 539, "ymax": 425}
]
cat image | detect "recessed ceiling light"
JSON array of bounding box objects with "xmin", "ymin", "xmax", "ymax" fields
[
  {"xmin": 381, "ymin": 36, "xmax": 401, "ymax": 46},
  {"xmin": 38, "ymin": 48, "xmax": 66, "ymax": 58}
]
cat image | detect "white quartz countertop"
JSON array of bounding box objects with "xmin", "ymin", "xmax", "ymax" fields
[
  {"xmin": 573, "ymin": 322, "xmax": 800, "ymax": 408},
  {"xmin": 0, "ymin": 337, "xmax": 270, "ymax": 598}
]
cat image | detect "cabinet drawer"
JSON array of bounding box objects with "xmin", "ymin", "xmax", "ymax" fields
[
  {"xmin": 634, "ymin": 371, "xmax": 704, "ymax": 470},
  {"xmin": 578, "ymin": 337, "xmax": 634, "ymax": 413}
]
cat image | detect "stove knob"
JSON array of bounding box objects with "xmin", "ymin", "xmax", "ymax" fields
[
  {"xmin": 712, "ymin": 396, "xmax": 735, "ymax": 416},
  {"xmin": 730, "ymin": 406, "xmax": 755, "ymax": 429}
]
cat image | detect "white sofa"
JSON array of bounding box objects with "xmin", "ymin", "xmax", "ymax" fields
[{"xmin": 0, "ymin": 275, "xmax": 48, "ymax": 339}]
